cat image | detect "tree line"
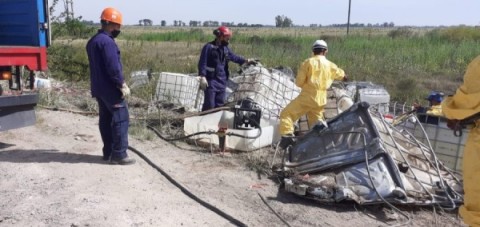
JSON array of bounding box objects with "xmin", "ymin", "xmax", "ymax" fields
[
  {"xmin": 136, "ymin": 16, "xmax": 395, "ymax": 28},
  {"xmin": 135, "ymin": 15, "xmax": 293, "ymax": 27},
  {"xmin": 310, "ymin": 22, "xmax": 395, "ymax": 28}
]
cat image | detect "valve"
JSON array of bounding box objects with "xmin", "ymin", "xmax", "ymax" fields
[{"xmin": 217, "ymin": 126, "xmax": 227, "ymax": 153}]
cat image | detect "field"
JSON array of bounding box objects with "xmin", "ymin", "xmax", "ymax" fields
[{"xmin": 49, "ymin": 25, "xmax": 480, "ymax": 104}]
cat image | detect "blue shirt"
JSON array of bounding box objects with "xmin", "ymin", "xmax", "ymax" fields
[
  {"xmin": 198, "ymin": 41, "xmax": 245, "ymax": 90},
  {"xmin": 86, "ymin": 30, "xmax": 124, "ymax": 98}
]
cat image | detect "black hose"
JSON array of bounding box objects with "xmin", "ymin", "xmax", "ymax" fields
[
  {"xmin": 257, "ymin": 192, "xmax": 291, "ymax": 227},
  {"xmin": 226, "ymin": 122, "xmax": 262, "ymax": 139},
  {"xmin": 147, "ymin": 125, "xmax": 215, "ymax": 141},
  {"xmin": 128, "ymin": 145, "xmax": 247, "ymax": 227},
  {"xmin": 147, "ymin": 117, "xmax": 263, "ymax": 142}
]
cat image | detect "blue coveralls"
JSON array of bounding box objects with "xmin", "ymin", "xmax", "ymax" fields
[
  {"xmin": 86, "ymin": 30, "xmax": 129, "ymax": 160},
  {"xmin": 198, "ymin": 41, "xmax": 246, "ymax": 111}
]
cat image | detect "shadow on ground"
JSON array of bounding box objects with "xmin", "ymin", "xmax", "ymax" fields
[
  {"xmin": 0, "ymin": 142, "xmax": 15, "ymax": 149},
  {"xmin": 0, "ymin": 149, "xmax": 106, "ymax": 164}
]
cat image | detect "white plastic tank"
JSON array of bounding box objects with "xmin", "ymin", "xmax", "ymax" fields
[
  {"xmin": 34, "ymin": 77, "xmax": 51, "ymax": 89},
  {"xmin": 346, "ymin": 81, "xmax": 390, "ymax": 113}
]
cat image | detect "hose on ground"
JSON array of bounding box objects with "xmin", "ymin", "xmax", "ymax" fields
[
  {"xmin": 128, "ymin": 145, "xmax": 247, "ymax": 227},
  {"xmin": 147, "ymin": 125, "xmax": 216, "ymax": 141},
  {"xmin": 257, "ymin": 192, "xmax": 291, "ymax": 227}
]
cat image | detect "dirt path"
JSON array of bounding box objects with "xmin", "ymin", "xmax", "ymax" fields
[{"xmin": 0, "ymin": 109, "xmax": 465, "ymax": 226}]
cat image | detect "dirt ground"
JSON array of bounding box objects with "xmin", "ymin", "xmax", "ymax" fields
[{"xmin": 0, "ymin": 107, "xmax": 467, "ymax": 227}]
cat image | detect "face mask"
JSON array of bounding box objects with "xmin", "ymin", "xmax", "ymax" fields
[{"xmin": 111, "ymin": 29, "xmax": 121, "ymax": 38}]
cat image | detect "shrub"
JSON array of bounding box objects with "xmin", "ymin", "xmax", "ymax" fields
[
  {"xmin": 388, "ymin": 28, "xmax": 415, "ymax": 39},
  {"xmin": 426, "ymin": 27, "xmax": 480, "ymax": 42},
  {"xmin": 51, "ymin": 19, "xmax": 96, "ymax": 39},
  {"xmin": 47, "ymin": 42, "xmax": 89, "ymax": 82}
]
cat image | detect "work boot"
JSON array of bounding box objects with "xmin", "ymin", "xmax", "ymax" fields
[
  {"xmin": 278, "ymin": 134, "xmax": 296, "ymax": 149},
  {"xmin": 110, "ymin": 156, "xmax": 136, "ymax": 165}
]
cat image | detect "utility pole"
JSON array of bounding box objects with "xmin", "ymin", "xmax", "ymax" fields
[
  {"xmin": 64, "ymin": 0, "xmax": 74, "ymax": 21},
  {"xmin": 347, "ymin": 0, "xmax": 351, "ymax": 35}
]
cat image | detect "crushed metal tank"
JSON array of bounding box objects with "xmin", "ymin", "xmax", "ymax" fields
[{"xmin": 275, "ymin": 102, "xmax": 463, "ymax": 207}]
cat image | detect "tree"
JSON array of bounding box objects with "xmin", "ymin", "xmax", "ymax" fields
[
  {"xmin": 48, "ymin": 0, "xmax": 95, "ymax": 39},
  {"xmin": 283, "ymin": 17, "xmax": 293, "ymax": 27},
  {"xmin": 202, "ymin": 21, "xmax": 219, "ymax": 27},
  {"xmin": 275, "ymin": 15, "xmax": 293, "ymax": 28},
  {"xmin": 275, "ymin": 15, "xmax": 282, "ymax": 27},
  {"xmin": 174, "ymin": 20, "xmax": 185, "ymax": 27},
  {"xmin": 189, "ymin": 20, "xmax": 201, "ymax": 27},
  {"xmin": 161, "ymin": 20, "xmax": 166, "ymax": 26},
  {"xmin": 138, "ymin": 19, "xmax": 152, "ymax": 26}
]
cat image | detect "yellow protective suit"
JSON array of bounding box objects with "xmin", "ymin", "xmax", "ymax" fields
[
  {"xmin": 279, "ymin": 55, "xmax": 345, "ymax": 135},
  {"xmin": 426, "ymin": 104, "xmax": 443, "ymax": 116},
  {"xmin": 442, "ymin": 55, "xmax": 480, "ymax": 227}
]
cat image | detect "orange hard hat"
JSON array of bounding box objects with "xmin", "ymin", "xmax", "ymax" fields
[
  {"xmin": 100, "ymin": 7, "xmax": 123, "ymax": 25},
  {"xmin": 214, "ymin": 26, "xmax": 232, "ymax": 37}
]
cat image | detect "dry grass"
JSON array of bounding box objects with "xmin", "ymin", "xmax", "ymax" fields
[{"xmin": 240, "ymin": 147, "xmax": 277, "ymax": 177}]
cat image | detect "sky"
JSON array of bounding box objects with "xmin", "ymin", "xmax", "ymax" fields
[{"xmin": 50, "ymin": 0, "xmax": 480, "ymax": 27}]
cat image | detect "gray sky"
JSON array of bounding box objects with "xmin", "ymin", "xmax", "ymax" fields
[{"xmin": 52, "ymin": 0, "xmax": 480, "ymax": 26}]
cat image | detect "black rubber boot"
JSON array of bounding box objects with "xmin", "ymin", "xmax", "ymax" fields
[{"xmin": 278, "ymin": 135, "xmax": 296, "ymax": 149}]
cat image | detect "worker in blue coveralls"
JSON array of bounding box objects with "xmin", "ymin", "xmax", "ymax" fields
[
  {"xmin": 86, "ymin": 7, "xmax": 135, "ymax": 165},
  {"xmin": 198, "ymin": 26, "xmax": 254, "ymax": 111}
]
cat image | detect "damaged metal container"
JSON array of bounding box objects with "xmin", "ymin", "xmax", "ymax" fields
[{"xmin": 277, "ymin": 102, "xmax": 463, "ymax": 207}]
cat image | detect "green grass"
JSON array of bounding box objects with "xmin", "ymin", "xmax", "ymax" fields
[{"xmin": 49, "ymin": 26, "xmax": 480, "ymax": 104}]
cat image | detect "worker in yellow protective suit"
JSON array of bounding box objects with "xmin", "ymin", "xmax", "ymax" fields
[
  {"xmin": 425, "ymin": 92, "xmax": 444, "ymax": 116},
  {"xmin": 278, "ymin": 40, "xmax": 346, "ymax": 149},
  {"xmin": 442, "ymin": 55, "xmax": 480, "ymax": 227},
  {"xmin": 413, "ymin": 91, "xmax": 444, "ymax": 124}
]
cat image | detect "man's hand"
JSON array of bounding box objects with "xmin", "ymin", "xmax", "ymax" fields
[
  {"xmin": 120, "ymin": 82, "xmax": 130, "ymax": 98},
  {"xmin": 199, "ymin": 76, "xmax": 208, "ymax": 90}
]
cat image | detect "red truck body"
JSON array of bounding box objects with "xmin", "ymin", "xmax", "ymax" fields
[{"xmin": 0, "ymin": 0, "xmax": 50, "ymax": 131}]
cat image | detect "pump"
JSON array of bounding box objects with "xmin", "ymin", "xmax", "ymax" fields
[{"xmin": 233, "ymin": 98, "xmax": 262, "ymax": 130}]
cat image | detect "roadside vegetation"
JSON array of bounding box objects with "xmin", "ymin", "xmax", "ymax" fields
[{"xmin": 48, "ymin": 23, "xmax": 480, "ymax": 104}]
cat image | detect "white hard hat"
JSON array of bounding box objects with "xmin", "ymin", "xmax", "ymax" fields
[{"xmin": 312, "ymin": 40, "xmax": 328, "ymax": 50}]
